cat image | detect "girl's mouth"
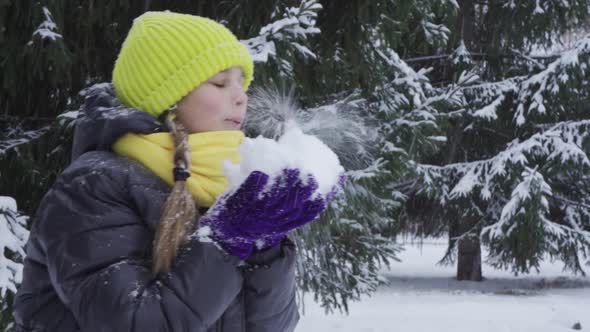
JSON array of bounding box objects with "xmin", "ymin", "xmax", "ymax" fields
[{"xmin": 225, "ymin": 118, "xmax": 242, "ymax": 128}]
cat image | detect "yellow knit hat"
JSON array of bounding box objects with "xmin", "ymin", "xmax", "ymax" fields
[{"xmin": 112, "ymin": 11, "xmax": 254, "ymax": 117}]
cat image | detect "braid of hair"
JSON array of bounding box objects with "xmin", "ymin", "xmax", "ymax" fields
[{"xmin": 152, "ymin": 109, "xmax": 198, "ymax": 276}]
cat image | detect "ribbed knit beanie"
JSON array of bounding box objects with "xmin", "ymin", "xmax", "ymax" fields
[{"xmin": 112, "ymin": 11, "xmax": 254, "ymax": 117}]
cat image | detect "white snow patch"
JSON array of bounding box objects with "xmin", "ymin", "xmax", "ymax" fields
[
  {"xmin": 297, "ymin": 238, "xmax": 590, "ymax": 332},
  {"xmin": 224, "ymin": 125, "xmax": 344, "ymax": 197}
]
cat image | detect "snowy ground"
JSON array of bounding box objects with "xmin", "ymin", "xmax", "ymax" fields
[{"xmin": 297, "ymin": 239, "xmax": 590, "ymax": 332}]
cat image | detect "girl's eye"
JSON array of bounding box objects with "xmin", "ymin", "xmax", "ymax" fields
[{"xmin": 211, "ymin": 81, "xmax": 225, "ymax": 88}]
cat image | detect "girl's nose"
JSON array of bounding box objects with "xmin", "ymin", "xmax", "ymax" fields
[{"xmin": 234, "ymin": 86, "xmax": 248, "ymax": 107}]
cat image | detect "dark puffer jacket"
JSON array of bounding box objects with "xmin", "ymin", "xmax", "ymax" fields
[{"xmin": 12, "ymin": 83, "xmax": 300, "ymax": 332}]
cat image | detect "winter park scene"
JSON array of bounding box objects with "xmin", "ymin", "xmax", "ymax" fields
[{"xmin": 1, "ymin": 1, "xmax": 590, "ymax": 331}]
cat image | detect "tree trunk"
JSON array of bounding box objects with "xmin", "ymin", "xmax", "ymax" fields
[
  {"xmin": 457, "ymin": 235, "xmax": 482, "ymax": 281},
  {"xmin": 455, "ymin": 210, "xmax": 483, "ymax": 281},
  {"xmin": 444, "ymin": 121, "xmax": 484, "ymax": 281},
  {"xmin": 450, "ymin": 0, "xmax": 483, "ymax": 282},
  {"xmin": 458, "ymin": 0, "xmax": 476, "ymax": 49}
]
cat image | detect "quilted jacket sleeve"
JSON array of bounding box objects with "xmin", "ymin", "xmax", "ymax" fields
[{"xmin": 242, "ymin": 238, "xmax": 300, "ymax": 332}]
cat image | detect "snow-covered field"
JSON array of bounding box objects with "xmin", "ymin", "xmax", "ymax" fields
[{"xmin": 297, "ymin": 239, "xmax": 590, "ymax": 332}]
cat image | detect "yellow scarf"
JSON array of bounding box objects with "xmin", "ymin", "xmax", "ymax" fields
[{"xmin": 113, "ymin": 131, "xmax": 244, "ymax": 207}]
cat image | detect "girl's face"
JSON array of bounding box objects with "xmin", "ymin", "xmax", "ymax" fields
[{"xmin": 176, "ymin": 66, "xmax": 248, "ymax": 133}]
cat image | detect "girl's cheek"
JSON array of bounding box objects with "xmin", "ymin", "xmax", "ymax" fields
[{"xmin": 202, "ymin": 93, "xmax": 227, "ymax": 114}]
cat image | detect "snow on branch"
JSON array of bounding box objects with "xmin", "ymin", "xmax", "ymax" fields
[
  {"xmin": 241, "ymin": 0, "xmax": 321, "ymax": 63},
  {"xmin": 29, "ymin": 6, "xmax": 62, "ymax": 43},
  {"xmin": 481, "ymin": 167, "xmax": 590, "ymax": 274},
  {"xmin": 375, "ymin": 47, "xmax": 432, "ymax": 107},
  {"xmin": 421, "ymin": 21, "xmax": 451, "ymax": 47},
  {"xmin": 450, "ymin": 40, "xmax": 472, "ymax": 65},
  {"xmin": 384, "ymin": 69, "xmax": 476, "ymax": 131},
  {"xmin": 0, "ymin": 125, "xmax": 51, "ymax": 155},
  {"xmin": 0, "ymin": 197, "xmax": 29, "ymax": 297},
  {"xmin": 372, "ymin": 47, "xmax": 441, "ymax": 129},
  {"xmin": 482, "ymin": 167, "xmax": 552, "ymax": 241},
  {"xmin": 515, "ymin": 34, "xmax": 590, "ymax": 126},
  {"xmin": 418, "ymin": 120, "xmax": 590, "ymax": 201},
  {"xmin": 345, "ymin": 158, "xmax": 388, "ymax": 181},
  {"xmin": 453, "ymin": 35, "xmax": 590, "ymax": 126},
  {"xmin": 478, "ymin": 166, "xmax": 590, "ymax": 274},
  {"xmin": 462, "ymin": 77, "xmax": 523, "ymax": 121}
]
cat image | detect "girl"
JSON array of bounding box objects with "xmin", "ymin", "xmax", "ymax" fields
[{"xmin": 13, "ymin": 11, "xmax": 338, "ymax": 331}]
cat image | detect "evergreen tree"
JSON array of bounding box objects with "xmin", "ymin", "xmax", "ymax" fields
[{"xmin": 407, "ymin": 0, "xmax": 590, "ymax": 280}]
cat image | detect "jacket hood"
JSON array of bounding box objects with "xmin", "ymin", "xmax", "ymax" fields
[{"xmin": 71, "ymin": 82, "xmax": 165, "ymax": 160}]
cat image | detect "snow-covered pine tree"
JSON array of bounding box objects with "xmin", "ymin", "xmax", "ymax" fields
[
  {"xmin": 244, "ymin": 87, "xmax": 401, "ymax": 313},
  {"xmin": 259, "ymin": 0, "xmax": 467, "ymax": 311},
  {"xmin": 239, "ymin": 1, "xmax": 404, "ymax": 313},
  {"xmin": 408, "ymin": 0, "xmax": 590, "ymax": 280}
]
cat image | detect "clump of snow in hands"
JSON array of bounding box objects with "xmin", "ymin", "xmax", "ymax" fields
[{"xmin": 223, "ymin": 123, "xmax": 344, "ymax": 197}]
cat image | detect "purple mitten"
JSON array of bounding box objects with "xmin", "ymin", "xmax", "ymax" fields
[
  {"xmin": 254, "ymin": 172, "xmax": 347, "ymax": 250},
  {"xmin": 198, "ymin": 169, "xmax": 346, "ymax": 259},
  {"xmin": 198, "ymin": 171, "xmax": 270, "ymax": 260}
]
